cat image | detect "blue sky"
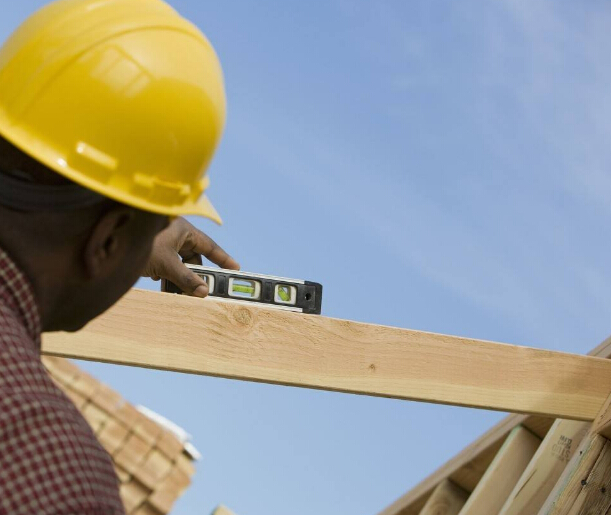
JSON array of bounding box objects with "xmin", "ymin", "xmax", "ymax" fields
[{"xmin": 3, "ymin": 1, "xmax": 611, "ymax": 514}]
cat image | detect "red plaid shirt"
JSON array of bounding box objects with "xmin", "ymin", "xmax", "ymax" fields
[{"xmin": 0, "ymin": 247, "xmax": 125, "ymax": 514}]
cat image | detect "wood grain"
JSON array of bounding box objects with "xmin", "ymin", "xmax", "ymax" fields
[
  {"xmin": 538, "ymin": 392, "xmax": 611, "ymax": 515},
  {"xmin": 538, "ymin": 434, "xmax": 611, "ymax": 515},
  {"xmin": 497, "ymin": 419, "xmax": 590, "ymax": 515},
  {"xmin": 419, "ymin": 480, "xmax": 468, "ymax": 515},
  {"xmin": 592, "ymin": 391, "xmax": 611, "ymax": 440},
  {"xmin": 42, "ymin": 289, "xmax": 611, "ymax": 421},
  {"xmin": 376, "ymin": 334, "xmax": 611, "ymax": 515},
  {"xmin": 120, "ymin": 480, "xmax": 150, "ymax": 514},
  {"xmin": 566, "ymin": 441, "xmax": 611, "ymax": 514},
  {"xmin": 133, "ymin": 504, "xmax": 163, "ymax": 515},
  {"xmin": 456, "ymin": 426, "xmax": 540, "ymax": 515}
]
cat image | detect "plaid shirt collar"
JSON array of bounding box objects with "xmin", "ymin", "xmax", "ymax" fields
[{"xmin": 0, "ymin": 246, "xmax": 41, "ymax": 349}]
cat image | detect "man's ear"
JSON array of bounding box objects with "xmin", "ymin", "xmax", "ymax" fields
[{"xmin": 83, "ymin": 206, "xmax": 135, "ymax": 279}]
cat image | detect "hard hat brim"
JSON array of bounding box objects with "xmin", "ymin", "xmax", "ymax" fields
[
  {"xmin": 0, "ymin": 122, "xmax": 224, "ymax": 224},
  {"xmin": 194, "ymin": 194, "xmax": 223, "ymax": 225}
]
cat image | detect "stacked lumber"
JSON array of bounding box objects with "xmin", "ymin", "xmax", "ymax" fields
[
  {"xmin": 42, "ymin": 356, "xmax": 196, "ymax": 515},
  {"xmin": 212, "ymin": 507, "xmax": 239, "ymax": 515}
]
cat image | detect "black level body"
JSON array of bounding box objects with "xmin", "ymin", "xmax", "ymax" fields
[{"xmin": 161, "ymin": 265, "xmax": 323, "ymax": 315}]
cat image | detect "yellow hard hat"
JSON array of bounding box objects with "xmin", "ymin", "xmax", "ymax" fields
[{"xmin": 0, "ymin": 0, "xmax": 226, "ymax": 223}]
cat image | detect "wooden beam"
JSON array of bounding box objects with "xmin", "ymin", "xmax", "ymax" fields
[
  {"xmin": 592, "ymin": 390, "xmax": 611, "ymax": 440},
  {"xmin": 456, "ymin": 426, "xmax": 540, "ymax": 515},
  {"xmin": 376, "ymin": 334, "xmax": 611, "ymax": 515},
  {"xmin": 497, "ymin": 419, "xmax": 590, "ymax": 515},
  {"xmin": 418, "ymin": 480, "xmax": 468, "ymax": 515},
  {"xmin": 42, "ymin": 289, "xmax": 611, "ymax": 421}
]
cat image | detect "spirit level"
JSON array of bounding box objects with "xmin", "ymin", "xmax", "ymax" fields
[{"xmin": 161, "ymin": 264, "xmax": 323, "ymax": 314}]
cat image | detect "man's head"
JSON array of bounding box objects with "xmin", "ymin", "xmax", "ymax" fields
[
  {"xmin": 0, "ymin": 136, "xmax": 169, "ymax": 332},
  {"xmin": 0, "ymin": 0, "xmax": 228, "ymax": 331}
]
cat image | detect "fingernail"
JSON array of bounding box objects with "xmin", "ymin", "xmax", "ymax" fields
[{"xmin": 194, "ymin": 285, "xmax": 208, "ymax": 298}]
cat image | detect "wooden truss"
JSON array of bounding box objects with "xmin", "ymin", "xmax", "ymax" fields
[
  {"xmin": 377, "ymin": 336, "xmax": 611, "ymax": 515},
  {"xmin": 41, "ymin": 289, "xmax": 611, "ymax": 515}
]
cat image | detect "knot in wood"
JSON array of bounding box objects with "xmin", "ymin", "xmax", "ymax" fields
[{"xmin": 233, "ymin": 308, "xmax": 253, "ymax": 327}]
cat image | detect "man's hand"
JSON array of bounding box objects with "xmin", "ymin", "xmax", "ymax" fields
[{"xmin": 142, "ymin": 217, "xmax": 240, "ymax": 297}]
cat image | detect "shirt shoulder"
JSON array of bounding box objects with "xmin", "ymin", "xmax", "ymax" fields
[{"xmin": 0, "ymin": 317, "xmax": 125, "ymax": 514}]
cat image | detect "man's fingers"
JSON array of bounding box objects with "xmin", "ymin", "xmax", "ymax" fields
[
  {"xmin": 182, "ymin": 224, "xmax": 240, "ymax": 270},
  {"xmin": 181, "ymin": 254, "xmax": 203, "ymax": 266},
  {"xmin": 160, "ymin": 252, "xmax": 209, "ymax": 297},
  {"xmin": 144, "ymin": 218, "xmax": 239, "ymax": 293}
]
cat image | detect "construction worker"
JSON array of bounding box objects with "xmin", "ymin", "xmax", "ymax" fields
[{"xmin": 0, "ymin": 0, "xmax": 238, "ymax": 513}]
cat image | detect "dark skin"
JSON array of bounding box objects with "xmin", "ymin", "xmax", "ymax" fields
[
  {"xmin": 143, "ymin": 217, "xmax": 240, "ymax": 298},
  {"xmin": 0, "ymin": 137, "xmax": 239, "ymax": 333}
]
